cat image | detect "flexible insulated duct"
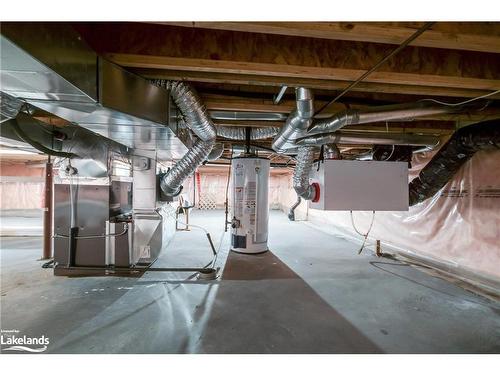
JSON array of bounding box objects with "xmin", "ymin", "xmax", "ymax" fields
[
  {"xmin": 409, "ymin": 119, "xmax": 500, "ymax": 206},
  {"xmin": 206, "ymin": 143, "xmax": 225, "ymax": 161},
  {"xmin": 272, "ymin": 87, "xmax": 314, "ymax": 153},
  {"xmin": 308, "ymin": 101, "xmax": 482, "ymax": 136},
  {"xmin": 216, "ymin": 126, "xmax": 280, "ymax": 140},
  {"xmin": 154, "ymin": 80, "xmax": 216, "ymax": 197},
  {"xmin": 293, "ymin": 146, "xmax": 319, "ymax": 201}
]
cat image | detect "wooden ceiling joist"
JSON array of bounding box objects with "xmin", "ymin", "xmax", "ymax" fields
[
  {"xmin": 161, "ymin": 22, "xmax": 500, "ymax": 54},
  {"xmin": 75, "ymin": 23, "xmax": 500, "ymax": 99}
]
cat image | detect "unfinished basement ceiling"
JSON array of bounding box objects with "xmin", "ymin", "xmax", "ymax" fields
[{"xmin": 64, "ymin": 21, "xmax": 500, "ymax": 160}]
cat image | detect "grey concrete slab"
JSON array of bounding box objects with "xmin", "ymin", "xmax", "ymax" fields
[{"xmin": 1, "ymin": 209, "xmax": 499, "ymax": 354}]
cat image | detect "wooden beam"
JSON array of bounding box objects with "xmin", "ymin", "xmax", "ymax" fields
[
  {"xmin": 76, "ymin": 23, "xmax": 500, "ymax": 99},
  {"xmin": 108, "ymin": 53, "xmax": 500, "ymax": 92},
  {"xmin": 139, "ymin": 68, "xmax": 500, "ymax": 100},
  {"xmin": 161, "ymin": 22, "xmax": 500, "ymax": 54}
]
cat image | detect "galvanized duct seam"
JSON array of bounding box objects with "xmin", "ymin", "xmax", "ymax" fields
[
  {"xmin": 153, "ymin": 80, "xmax": 216, "ymax": 196},
  {"xmin": 409, "ymin": 119, "xmax": 500, "ymax": 206},
  {"xmin": 216, "ymin": 126, "xmax": 280, "ymax": 140},
  {"xmin": 293, "ymin": 146, "xmax": 318, "ymax": 201}
]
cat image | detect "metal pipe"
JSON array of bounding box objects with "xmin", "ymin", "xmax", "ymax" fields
[
  {"xmin": 154, "ymin": 80, "xmax": 217, "ymax": 197},
  {"xmin": 309, "ymin": 101, "xmax": 476, "ymax": 136},
  {"xmin": 272, "ymin": 87, "xmax": 314, "ymax": 153},
  {"xmin": 273, "ymin": 85, "xmax": 288, "ymax": 105},
  {"xmin": 288, "ymin": 196, "xmax": 302, "ymax": 221},
  {"xmin": 324, "ymin": 144, "xmax": 341, "ymax": 159},
  {"xmin": 42, "ymin": 157, "xmax": 53, "ymax": 260},
  {"xmin": 296, "ymin": 130, "xmax": 441, "ymax": 149}
]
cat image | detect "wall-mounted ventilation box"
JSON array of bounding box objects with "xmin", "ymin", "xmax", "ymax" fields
[{"xmin": 310, "ymin": 160, "xmax": 409, "ymax": 211}]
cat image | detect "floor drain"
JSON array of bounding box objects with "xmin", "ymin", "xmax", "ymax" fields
[{"xmin": 197, "ymin": 268, "xmax": 217, "ymax": 280}]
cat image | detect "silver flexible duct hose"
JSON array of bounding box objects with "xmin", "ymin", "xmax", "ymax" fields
[
  {"xmin": 207, "ymin": 143, "xmax": 225, "ymax": 161},
  {"xmin": 308, "ymin": 101, "xmax": 481, "ymax": 136},
  {"xmin": 154, "ymin": 80, "xmax": 216, "ymax": 196},
  {"xmin": 216, "ymin": 126, "xmax": 280, "ymax": 140},
  {"xmin": 272, "ymin": 87, "xmax": 314, "ymax": 153},
  {"xmin": 293, "ymin": 146, "xmax": 318, "ymax": 201}
]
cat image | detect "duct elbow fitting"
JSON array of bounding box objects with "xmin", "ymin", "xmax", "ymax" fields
[
  {"xmin": 293, "ymin": 146, "xmax": 319, "ymax": 201},
  {"xmin": 272, "ymin": 87, "xmax": 314, "ymax": 153},
  {"xmin": 154, "ymin": 80, "xmax": 217, "ymax": 197}
]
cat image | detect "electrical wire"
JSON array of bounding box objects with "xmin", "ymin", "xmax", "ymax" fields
[
  {"xmin": 350, "ymin": 210, "xmax": 376, "ymax": 254},
  {"xmin": 314, "ymin": 22, "xmax": 436, "ymax": 116},
  {"xmin": 419, "ymin": 89, "xmax": 500, "ymax": 107}
]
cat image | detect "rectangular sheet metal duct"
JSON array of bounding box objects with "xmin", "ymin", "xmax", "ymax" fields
[{"xmin": 0, "ymin": 23, "xmax": 187, "ymax": 160}]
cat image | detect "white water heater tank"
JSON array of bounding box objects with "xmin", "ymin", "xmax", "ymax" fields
[{"xmin": 231, "ymin": 156, "xmax": 270, "ymax": 254}]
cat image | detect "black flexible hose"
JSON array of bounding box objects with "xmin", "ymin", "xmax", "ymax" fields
[
  {"xmin": 10, "ymin": 120, "xmax": 76, "ymax": 159},
  {"xmin": 409, "ymin": 120, "xmax": 500, "ymax": 205}
]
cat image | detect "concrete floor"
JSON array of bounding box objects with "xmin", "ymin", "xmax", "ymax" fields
[{"xmin": 1, "ymin": 209, "xmax": 499, "ymax": 353}]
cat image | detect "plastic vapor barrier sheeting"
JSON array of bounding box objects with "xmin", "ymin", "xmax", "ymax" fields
[{"xmin": 305, "ymin": 150, "xmax": 500, "ymax": 282}]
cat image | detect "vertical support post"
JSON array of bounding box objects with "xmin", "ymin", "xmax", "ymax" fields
[
  {"xmin": 42, "ymin": 156, "xmax": 53, "ymax": 260},
  {"xmin": 376, "ymin": 239, "xmax": 382, "ymax": 257},
  {"xmin": 245, "ymin": 127, "xmax": 251, "ymax": 154}
]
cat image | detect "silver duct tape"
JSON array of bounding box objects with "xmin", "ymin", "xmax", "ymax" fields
[
  {"xmin": 293, "ymin": 146, "xmax": 318, "ymax": 201},
  {"xmin": 1, "ymin": 92, "xmax": 24, "ymax": 122}
]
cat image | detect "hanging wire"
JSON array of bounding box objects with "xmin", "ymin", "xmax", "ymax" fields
[
  {"xmin": 350, "ymin": 210, "xmax": 376, "ymax": 255},
  {"xmin": 419, "ymin": 89, "xmax": 500, "ymax": 107}
]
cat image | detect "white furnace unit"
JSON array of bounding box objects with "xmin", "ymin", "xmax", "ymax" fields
[
  {"xmin": 310, "ymin": 160, "xmax": 409, "ymax": 211},
  {"xmin": 231, "ymin": 156, "xmax": 271, "ymax": 253}
]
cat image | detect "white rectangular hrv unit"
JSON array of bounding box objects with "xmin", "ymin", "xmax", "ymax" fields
[{"xmin": 310, "ymin": 160, "xmax": 409, "ymax": 211}]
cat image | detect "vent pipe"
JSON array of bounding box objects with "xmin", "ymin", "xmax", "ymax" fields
[
  {"xmin": 296, "ymin": 130, "xmax": 441, "ymax": 150},
  {"xmin": 308, "ymin": 101, "xmax": 481, "ymax": 136},
  {"xmin": 409, "ymin": 119, "xmax": 500, "ymax": 205},
  {"xmin": 293, "ymin": 146, "xmax": 319, "ymax": 202},
  {"xmin": 154, "ymin": 80, "xmax": 217, "ymax": 197},
  {"xmin": 216, "ymin": 126, "xmax": 279, "ymax": 140},
  {"xmin": 272, "ymin": 88, "xmax": 314, "ymax": 153}
]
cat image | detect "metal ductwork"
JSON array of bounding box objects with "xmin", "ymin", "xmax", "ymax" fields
[
  {"xmin": 272, "ymin": 87, "xmax": 314, "ymax": 154},
  {"xmin": 154, "ymin": 80, "xmax": 217, "ymax": 197},
  {"xmin": 216, "ymin": 126, "xmax": 280, "ymax": 140},
  {"xmin": 308, "ymin": 101, "xmax": 483, "ymax": 136},
  {"xmin": 207, "ymin": 143, "xmax": 225, "ymax": 161},
  {"xmin": 0, "ymin": 23, "xmax": 186, "ymax": 161},
  {"xmin": 1, "ymin": 92, "xmax": 24, "ymax": 123},
  {"xmin": 293, "ymin": 146, "xmax": 319, "ymax": 201},
  {"xmin": 296, "ymin": 130, "xmax": 441, "ymax": 150},
  {"xmin": 409, "ymin": 119, "xmax": 500, "ymax": 206}
]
